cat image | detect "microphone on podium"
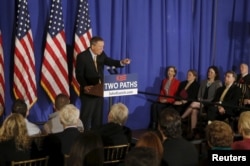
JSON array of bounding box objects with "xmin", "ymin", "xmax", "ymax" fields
[{"xmin": 107, "ymin": 66, "xmax": 118, "ymax": 75}]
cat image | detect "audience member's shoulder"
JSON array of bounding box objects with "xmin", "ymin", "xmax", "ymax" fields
[
  {"xmin": 123, "ymin": 125, "xmax": 131, "ymax": 130},
  {"xmin": 214, "ymin": 79, "xmax": 222, "ymax": 84},
  {"xmin": 25, "ymin": 120, "xmax": 41, "ymax": 136},
  {"xmin": 48, "ymin": 111, "xmax": 59, "ymax": 119}
]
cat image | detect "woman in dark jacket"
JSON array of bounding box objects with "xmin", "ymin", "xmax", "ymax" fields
[{"xmin": 172, "ymin": 69, "xmax": 199, "ymax": 115}]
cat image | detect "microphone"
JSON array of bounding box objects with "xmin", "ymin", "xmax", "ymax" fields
[{"xmin": 107, "ymin": 66, "xmax": 118, "ymax": 75}]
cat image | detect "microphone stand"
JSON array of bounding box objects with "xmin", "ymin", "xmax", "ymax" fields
[{"xmin": 106, "ymin": 66, "xmax": 118, "ymax": 109}]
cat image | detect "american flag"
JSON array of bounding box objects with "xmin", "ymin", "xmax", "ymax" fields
[
  {"xmin": 41, "ymin": 0, "xmax": 69, "ymax": 103},
  {"xmin": 0, "ymin": 30, "xmax": 5, "ymax": 109},
  {"xmin": 13, "ymin": 0, "xmax": 37, "ymax": 108},
  {"xmin": 72, "ymin": 0, "xmax": 92, "ymax": 96}
]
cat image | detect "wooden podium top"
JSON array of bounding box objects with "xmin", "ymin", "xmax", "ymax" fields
[{"xmin": 84, "ymin": 83, "xmax": 104, "ymax": 97}]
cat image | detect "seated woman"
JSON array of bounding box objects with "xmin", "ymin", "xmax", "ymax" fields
[
  {"xmin": 92, "ymin": 103, "xmax": 131, "ymax": 146},
  {"xmin": 181, "ymin": 66, "xmax": 222, "ymax": 138},
  {"xmin": 150, "ymin": 66, "xmax": 180, "ymax": 129},
  {"xmin": 232, "ymin": 111, "xmax": 250, "ymax": 150},
  {"xmin": 0, "ymin": 113, "xmax": 31, "ymax": 166},
  {"xmin": 173, "ymin": 69, "xmax": 199, "ymax": 116}
]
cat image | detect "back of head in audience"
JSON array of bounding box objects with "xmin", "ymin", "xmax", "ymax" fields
[
  {"xmin": 206, "ymin": 120, "xmax": 234, "ymax": 148},
  {"xmin": 54, "ymin": 93, "xmax": 70, "ymax": 111},
  {"xmin": 136, "ymin": 131, "xmax": 163, "ymax": 160},
  {"xmin": 159, "ymin": 107, "xmax": 182, "ymax": 139},
  {"xmin": 0, "ymin": 113, "xmax": 29, "ymax": 150},
  {"xmin": 125, "ymin": 147, "xmax": 160, "ymax": 166},
  {"xmin": 238, "ymin": 111, "xmax": 250, "ymax": 137},
  {"xmin": 59, "ymin": 104, "xmax": 80, "ymax": 128},
  {"xmin": 108, "ymin": 103, "xmax": 128, "ymax": 125},
  {"xmin": 68, "ymin": 131, "xmax": 103, "ymax": 166},
  {"xmin": 0, "ymin": 105, "xmax": 4, "ymax": 117},
  {"xmin": 12, "ymin": 99, "xmax": 28, "ymax": 118}
]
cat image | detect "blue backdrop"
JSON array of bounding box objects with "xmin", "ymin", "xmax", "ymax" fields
[{"xmin": 0, "ymin": 0, "xmax": 250, "ymax": 129}]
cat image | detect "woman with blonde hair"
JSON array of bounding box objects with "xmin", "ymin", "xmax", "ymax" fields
[
  {"xmin": 0, "ymin": 113, "xmax": 31, "ymax": 165},
  {"xmin": 232, "ymin": 111, "xmax": 250, "ymax": 150}
]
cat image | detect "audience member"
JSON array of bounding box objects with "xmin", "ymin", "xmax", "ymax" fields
[
  {"xmin": 206, "ymin": 120, "xmax": 234, "ymax": 150},
  {"xmin": 12, "ymin": 99, "xmax": 40, "ymax": 136},
  {"xmin": 0, "ymin": 113, "xmax": 31, "ymax": 166},
  {"xmin": 181, "ymin": 66, "xmax": 222, "ymax": 138},
  {"xmin": 43, "ymin": 104, "xmax": 82, "ymax": 166},
  {"xmin": 235, "ymin": 63, "xmax": 250, "ymax": 107},
  {"xmin": 150, "ymin": 66, "xmax": 180, "ymax": 130},
  {"xmin": 43, "ymin": 93, "xmax": 84, "ymax": 134},
  {"xmin": 68, "ymin": 131, "xmax": 103, "ymax": 166},
  {"xmin": 173, "ymin": 69, "xmax": 199, "ymax": 115},
  {"xmin": 136, "ymin": 131, "xmax": 167, "ymax": 165},
  {"xmin": 232, "ymin": 111, "xmax": 250, "ymax": 150},
  {"xmin": 207, "ymin": 71, "xmax": 241, "ymax": 122},
  {"xmin": 125, "ymin": 147, "xmax": 160, "ymax": 166},
  {"xmin": 158, "ymin": 107, "xmax": 198, "ymax": 166},
  {"xmin": 92, "ymin": 103, "xmax": 131, "ymax": 146},
  {"xmin": 0, "ymin": 105, "xmax": 4, "ymax": 117}
]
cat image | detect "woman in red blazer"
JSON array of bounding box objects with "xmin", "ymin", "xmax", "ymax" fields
[{"xmin": 150, "ymin": 66, "xmax": 180, "ymax": 130}]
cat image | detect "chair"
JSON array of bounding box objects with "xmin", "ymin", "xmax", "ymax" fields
[
  {"xmin": 11, "ymin": 156, "xmax": 49, "ymax": 166},
  {"xmin": 64, "ymin": 154, "xmax": 70, "ymax": 166},
  {"xmin": 103, "ymin": 143, "xmax": 130, "ymax": 164},
  {"xmin": 30, "ymin": 134, "xmax": 47, "ymax": 151}
]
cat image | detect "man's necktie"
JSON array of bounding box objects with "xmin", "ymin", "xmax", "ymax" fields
[
  {"xmin": 94, "ymin": 56, "xmax": 98, "ymax": 72},
  {"xmin": 94, "ymin": 56, "xmax": 101, "ymax": 83},
  {"xmin": 219, "ymin": 86, "xmax": 229, "ymax": 102}
]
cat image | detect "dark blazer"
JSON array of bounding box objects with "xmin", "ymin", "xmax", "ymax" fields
[
  {"xmin": 173, "ymin": 80, "xmax": 199, "ymax": 115},
  {"xmin": 162, "ymin": 137, "xmax": 198, "ymax": 166},
  {"xmin": 212, "ymin": 84, "xmax": 241, "ymax": 115},
  {"xmin": 0, "ymin": 139, "xmax": 30, "ymax": 166},
  {"xmin": 92, "ymin": 122, "xmax": 132, "ymax": 146},
  {"xmin": 53, "ymin": 127, "xmax": 81, "ymax": 154},
  {"xmin": 175, "ymin": 80, "xmax": 199, "ymax": 101},
  {"xmin": 159, "ymin": 78, "xmax": 180, "ymax": 103},
  {"xmin": 236, "ymin": 73, "xmax": 250, "ymax": 84},
  {"xmin": 43, "ymin": 127, "xmax": 81, "ymax": 166},
  {"xmin": 236, "ymin": 73, "xmax": 250, "ymax": 100},
  {"xmin": 76, "ymin": 48, "xmax": 122, "ymax": 94}
]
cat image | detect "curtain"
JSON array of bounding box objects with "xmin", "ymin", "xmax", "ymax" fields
[{"xmin": 0, "ymin": 0, "xmax": 250, "ymax": 129}]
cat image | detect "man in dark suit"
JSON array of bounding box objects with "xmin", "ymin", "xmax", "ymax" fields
[
  {"xmin": 207, "ymin": 71, "xmax": 242, "ymax": 122},
  {"xmin": 159, "ymin": 107, "xmax": 198, "ymax": 166},
  {"xmin": 235, "ymin": 63, "xmax": 250, "ymax": 107},
  {"xmin": 76, "ymin": 36, "xmax": 130, "ymax": 130}
]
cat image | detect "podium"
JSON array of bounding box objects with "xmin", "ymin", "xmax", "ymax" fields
[
  {"xmin": 83, "ymin": 73, "xmax": 138, "ymax": 108},
  {"xmin": 84, "ymin": 74, "xmax": 138, "ymax": 97},
  {"xmin": 84, "ymin": 83, "xmax": 104, "ymax": 97}
]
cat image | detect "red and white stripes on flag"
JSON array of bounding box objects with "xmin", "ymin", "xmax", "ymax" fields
[
  {"xmin": 0, "ymin": 30, "xmax": 5, "ymax": 109},
  {"xmin": 13, "ymin": 0, "xmax": 37, "ymax": 107},
  {"xmin": 72, "ymin": 0, "xmax": 92, "ymax": 96},
  {"xmin": 41, "ymin": 0, "xmax": 69, "ymax": 103}
]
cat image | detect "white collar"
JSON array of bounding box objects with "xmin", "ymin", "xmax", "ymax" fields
[{"xmin": 89, "ymin": 48, "xmax": 97, "ymax": 59}]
